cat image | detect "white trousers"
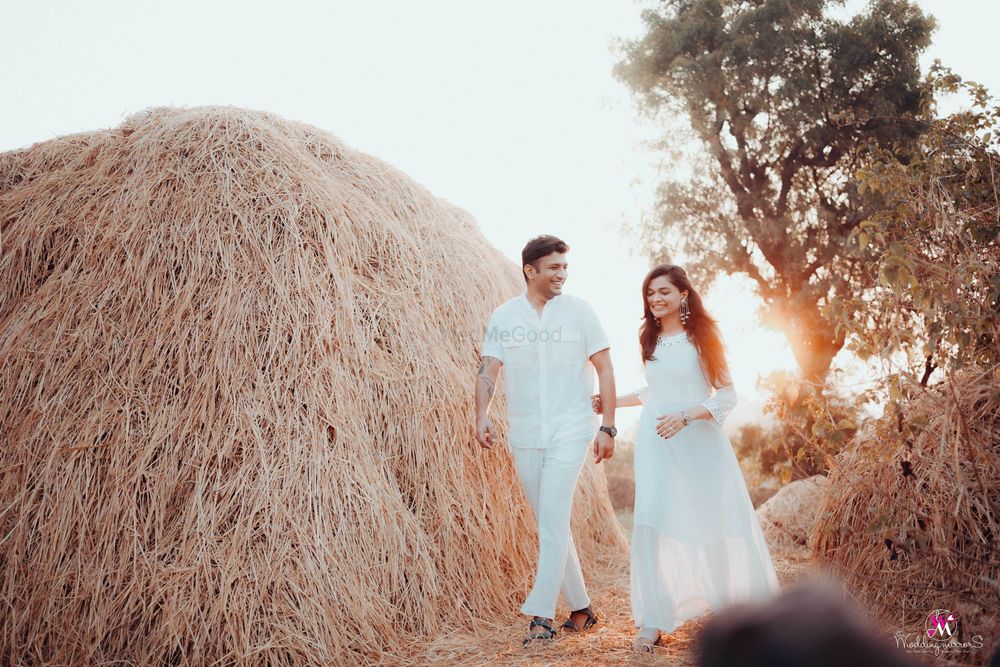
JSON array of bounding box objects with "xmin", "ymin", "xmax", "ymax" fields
[{"xmin": 510, "ymin": 437, "xmax": 592, "ymax": 619}]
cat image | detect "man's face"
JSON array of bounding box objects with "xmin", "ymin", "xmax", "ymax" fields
[{"xmin": 525, "ymin": 251, "xmax": 568, "ymax": 297}]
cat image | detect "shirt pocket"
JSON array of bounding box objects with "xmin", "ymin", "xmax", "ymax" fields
[
  {"xmin": 552, "ymin": 328, "xmax": 584, "ymax": 366},
  {"xmin": 501, "ymin": 339, "xmax": 533, "ymax": 370}
]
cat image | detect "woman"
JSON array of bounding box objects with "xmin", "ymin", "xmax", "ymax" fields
[{"xmin": 593, "ymin": 264, "xmax": 780, "ymax": 652}]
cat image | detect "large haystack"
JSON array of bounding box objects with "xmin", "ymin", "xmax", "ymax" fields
[
  {"xmin": 0, "ymin": 107, "xmax": 626, "ymax": 665},
  {"xmin": 811, "ymin": 367, "xmax": 1000, "ymax": 663}
]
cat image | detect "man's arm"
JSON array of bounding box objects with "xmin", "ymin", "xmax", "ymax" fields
[
  {"xmin": 475, "ymin": 356, "xmax": 502, "ymax": 448},
  {"xmin": 590, "ymin": 349, "xmax": 616, "ymax": 463}
]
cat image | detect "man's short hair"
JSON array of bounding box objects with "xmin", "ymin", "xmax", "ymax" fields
[{"xmin": 521, "ymin": 235, "xmax": 569, "ymax": 283}]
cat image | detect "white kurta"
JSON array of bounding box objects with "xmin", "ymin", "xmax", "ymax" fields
[{"xmin": 630, "ymin": 331, "xmax": 779, "ymax": 633}]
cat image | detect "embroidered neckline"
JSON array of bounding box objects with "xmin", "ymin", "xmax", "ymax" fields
[{"xmin": 656, "ymin": 331, "xmax": 689, "ymax": 347}]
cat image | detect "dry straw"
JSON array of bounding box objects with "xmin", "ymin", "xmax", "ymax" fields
[
  {"xmin": 0, "ymin": 106, "xmax": 627, "ymax": 665},
  {"xmin": 811, "ymin": 366, "xmax": 1000, "ymax": 662}
]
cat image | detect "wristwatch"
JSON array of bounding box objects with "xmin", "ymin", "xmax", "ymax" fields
[
  {"xmin": 681, "ymin": 410, "xmax": 692, "ymax": 426},
  {"xmin": 599, "ymin": 425, "xmax": 617, "ymax": 437}
]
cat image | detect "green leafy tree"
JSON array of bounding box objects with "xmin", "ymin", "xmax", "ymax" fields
[
  {"xmin": 733, "ymin": 69, "xmax": 997, "ymax": 485},
  {"xmin": 839, "ymin": 66, "xmax": 1000, "ymax": 386},
  {"xmin": 616, "ymin": 0, "xmax": 936, "ymax": 383}
]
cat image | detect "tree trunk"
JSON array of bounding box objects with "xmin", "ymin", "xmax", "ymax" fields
[
  {"xmin": 763, "ymin": 299, "xmax": 844, "ymax": 385},
  {"xmin": 787, "ymin": 330, "xmax": 841, "ymax": 386}
]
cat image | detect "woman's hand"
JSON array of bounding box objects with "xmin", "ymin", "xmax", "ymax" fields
[
  {"xmin": 655, "ymin": 412, "xmax": 686, "ymax": 439},
  {"xmin": 591, "ymin": 394, "xmax": 603, "ymax": 414}
]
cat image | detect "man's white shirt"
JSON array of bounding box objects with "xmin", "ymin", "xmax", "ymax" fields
[{"xmin": 481, "ymin": 293, "xmax": 610, "ymax": 449}]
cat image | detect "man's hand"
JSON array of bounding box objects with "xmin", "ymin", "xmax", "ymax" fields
[
  {"xmin": 656, "ymin": 412, "xmax": 686, "ymax": 439},
  {"xmin": 476, "ymin": 416, "xmax": 495, "ymax": 448},
  {"xmin": 592, "ymin": 430, "xmax": 614, "ymax": 464}
]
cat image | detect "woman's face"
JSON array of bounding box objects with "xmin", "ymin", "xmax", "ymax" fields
[{"xmin": 646, "ymin": 274, "xmax": 687, "ymax": 320}]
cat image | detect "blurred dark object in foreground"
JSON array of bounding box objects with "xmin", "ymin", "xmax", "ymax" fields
[{"xmin": 696, "ymin": 576, "xmax": 920, "ymax": 667}]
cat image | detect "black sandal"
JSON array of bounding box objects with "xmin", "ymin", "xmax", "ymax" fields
[
  {"xmin": 561, "ymin": 606, "xmax": 598, "ymax": 632},
  {"xmin": 522, "ymin": 617, "xmax": 557, "ymax": 647}
]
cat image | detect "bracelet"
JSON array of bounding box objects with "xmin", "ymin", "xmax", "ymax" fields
[{"xmin": 681, "ymin": 410, "xmax": 691, "ymax": 426}]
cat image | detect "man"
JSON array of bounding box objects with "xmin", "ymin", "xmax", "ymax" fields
[{"xmin": 475, "ymin": 235, "xmax": 617, "ymax": 647}]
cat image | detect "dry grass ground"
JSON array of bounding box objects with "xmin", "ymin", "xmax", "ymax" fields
[{"xmin": 409, "ymin": 537, "xmax": 815, "ymax": 666}]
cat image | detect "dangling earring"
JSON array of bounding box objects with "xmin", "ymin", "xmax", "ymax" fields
[{"xmin": 680, "ymin": 297, "xmax": 690, "ymax": 326}]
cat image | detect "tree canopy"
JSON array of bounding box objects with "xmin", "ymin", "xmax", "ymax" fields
[{"xmin": 616, "ymin": 0, "xmax": 936, "ymax": 382}]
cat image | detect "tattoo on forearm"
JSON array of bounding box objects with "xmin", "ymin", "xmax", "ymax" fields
[
  {"xmin": 477, "ymin": 371, "xmax": 495, "ymax": 401},
  {"xmin": 476, "ymin": 358, "xmax": 496, "ymax": 410}
]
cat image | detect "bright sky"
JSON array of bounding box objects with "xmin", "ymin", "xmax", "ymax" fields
[{"xmin": 2, "ymin": 0, "xmax": 996, "ymax": 435}]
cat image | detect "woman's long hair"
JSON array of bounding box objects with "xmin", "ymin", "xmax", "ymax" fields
[{"xmin": 639, "ymin": 264, "xmax": 731, "ymax": 388}]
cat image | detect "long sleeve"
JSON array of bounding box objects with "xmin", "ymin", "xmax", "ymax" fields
[{"xmin": 701, "ymin": 383, "xmax": 737, "ymax": 426}]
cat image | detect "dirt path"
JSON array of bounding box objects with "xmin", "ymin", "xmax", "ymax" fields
[{"xmin": 409, "ymin": 553, "xmax": 815, "ymax": 666}]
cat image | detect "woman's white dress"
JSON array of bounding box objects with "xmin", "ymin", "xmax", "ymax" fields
[{"xmin": 630, "ymin": 331, "xmax": 780, "ymax": 633}]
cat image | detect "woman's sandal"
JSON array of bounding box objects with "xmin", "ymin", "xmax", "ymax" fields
[
  {"xmin": 561, "ymin": 606, "xmax": 598, "ymax": 632},
  {"xmin": 522, "ymin": 617, "xmax": 557, "ymax": 647}
]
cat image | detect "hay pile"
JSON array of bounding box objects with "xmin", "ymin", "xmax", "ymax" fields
[
  {"xmin": 756, "ymin": 474, "xmax": 829, "ymax": 558},
  {"xmin": 0, "ymin": 106, "xmax": 627, "ymax": 665},
  {"xmin": 811, "ymin": 367, "xmax": 1000, "ymax": 662},
  {"xmin": 602, "ymin": 440, "xmax": 635, "ymax": 512}
]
